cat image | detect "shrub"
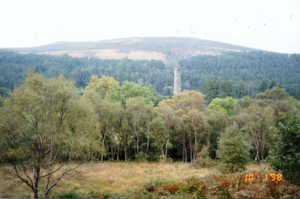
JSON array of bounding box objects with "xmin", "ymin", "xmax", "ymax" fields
[
  {"xmin": 147, "ymin": 152, "xmax": 160, "ymax": 162},
  {"xmin": 193, "ymin": 157, "xmax": 218, "ymax": 169},
  {"xmin": 135, "ymin": 152, "xmax": 148, "ymax": 162}
]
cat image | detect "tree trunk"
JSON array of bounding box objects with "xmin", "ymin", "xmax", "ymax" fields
[
  {"xmin": 137, "ymin": 136, "xmax": 139, "ymax": 154},
  {"xmin": 189, "ymin": 140, "xmax": 193, "ymax": 163},
  {"xmin": 147, "ymin": 117, "xmax": 150, "ymax": 152},
  {"xmin": 165, "ymin": 138, "xmax": 169, "ymax": 157},
  {"xmin": 182, "ymin": 141, "xmax": 185, "ymax": 163},
  {"xmin": 33, "ymin": 165, "xmax": 40, "ymax": 198},
  {"xmin": 255, "ymin": 146, "xmax": 260, "ymax": 161},
  {"xmin": 165, "ymin": 129, "xmax": 169, "ymax": 157},
  {"xmin": 92, "ymin": 152, "xmax": 94, "ymax": 167},
  {"xmin": 111, "ymin": 142, "xmax": 114, "ymax": 161},
  {"xmin": 101, "ymin": 119, "xmax": 109, "ymax": 163},
  {"xmin": 117, "ymin": 146, "xmax": 119, "ymax": 160},
  {"xmin": 184, "ymin": 146, "xmax": 187, "ymax": 163},
  {"xmin": 194, "ymin": 130, "xmax": 197, "ymax": 161},
  {"xmin": 129, "ymin": 145, "xmax": 131, "ymax": 159},
  {"xmin": 124, "ymin": 144, "xmax": 127, "ymax": 162},
  {"xmin": 207, "ymin": 131, "xmax": 211, "ymax": 149},
  {"xmin": 147, "ymin": 136, "xmax": 150, "ymax": 152}
]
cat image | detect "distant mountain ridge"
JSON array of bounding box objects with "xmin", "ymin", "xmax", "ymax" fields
[{"xmin": 7, "ymin": 37, "xmax": 261, "ymax": 65}]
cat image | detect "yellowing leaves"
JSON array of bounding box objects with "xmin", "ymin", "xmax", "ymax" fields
[{"xmin": 85, "ymin": 75, "xmax": 120, "ymax": 96}]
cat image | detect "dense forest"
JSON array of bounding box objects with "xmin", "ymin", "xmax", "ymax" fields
[
  {"xmin": 0, "ymin": 51, "xmax": 300, "ymax": 197},
  {"xmin": 0, "ymin": 50, "xmax": 300, "ymax": 99}
]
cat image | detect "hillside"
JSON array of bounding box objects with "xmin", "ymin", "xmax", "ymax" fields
[
  {"xmin": 7, "ymin": 37, "xmax": 260, "ymax": 65},
  {"xmin": 0, "ymin": 50, "xmax": 299, "ymax": 99}
]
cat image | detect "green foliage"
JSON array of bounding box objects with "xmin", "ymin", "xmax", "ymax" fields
[
  {"xmin": 269, "ymin": 80, "xmax": 277, "ymax": 89},
  {"xmin": 135, "ymin": 152, "xmax": 149, "ymax": 162},
  {"xmin": 1, "ymin": 50, "xmax": 300, "ymax": 98},
  {"xmin": 0, "ymin": 72, "xmax": 93, "ymax": 197},
  {"xmin": 147, "ymin": 152, "xmax": 160, "ymax": 162},
  {"xmin": 0, "ymin": 87, "xmax": 9, "ymax": 97},
  {"xmin": 85, "ymin": 75, "xmax": 120, "ymax": 97},
  {"xmin": 296, "ymin": 86, "xmax": 300, "ymax": 100},
  {"xmin": 258, "ymin": 80, "xmax": 268, "ymax": 93},
  {"xmin": 201, "ymin": 77, "xmax": 221, "ymax": 103},
  {"xmin": 267, "ymin": 113, "xmax": 300, "ymax": 186},
  {"xmin": 256, "ymin": 86, "xmax": 291, "ymax": 101},
  {"xmin": 208, "ymin": 185, "xmax": 233, "ymax": 199},
  {"xmin": 193, "ymin": 157, "xmax": 218, "ymax": 169},
  {"xmin": 217, "ymin": 123, "xmax": 249, "ymax": 173},
  {"xmin": 208, "ymin": 97, "xmax": 235, "ymax": 115},
  {"xmin": 237, "ymin": 80, "xmax": 246, "ymax": 98},
  {"xmin": 140, "ymin": 178, "xmax": 163, "ymax": 193},
  {"xmin": 221, "ymin": 79, "xmax": 236, "ymax": 98},
  {"xmin": 0, "ymin": 96, "xmax": 3, "ymax": 108},
  {"xmin": 51, "ymin": 190, "xmax": 91, "ymax": 198},
  {"xmin": 108, "ymin": 81, "xmax": 157, "ymax": 106}
]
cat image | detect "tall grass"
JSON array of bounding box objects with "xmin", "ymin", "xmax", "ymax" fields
[{"xmin": 1, "ymin": 161, "xmax": 295, "ymax": 198}]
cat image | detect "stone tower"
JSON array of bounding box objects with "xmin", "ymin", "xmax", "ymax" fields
[{"xmin": 174, "ymin": 62, "xmax": 181, "ymax": 95}]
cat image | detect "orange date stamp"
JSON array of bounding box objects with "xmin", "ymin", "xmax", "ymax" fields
[{"xmin": 245, "ymin": 173, "xmax": 282, "ymax": 182}]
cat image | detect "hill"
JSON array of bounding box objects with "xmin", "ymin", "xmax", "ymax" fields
[
  {"xmin": 0, "ymin": 50, "xmax": 299, "ymax": 99},
  {"xmin": 7, "ymin": 37, "xmax": 260, "ymax": 65}
]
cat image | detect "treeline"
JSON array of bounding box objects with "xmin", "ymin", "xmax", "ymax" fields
[
  {"xmin": 200, "ymin": 76, "xmax": 295, "ymax": 103},
  {"xmin": 0, "ymin": 50, "xmax": 300, "ymax": 99},
  {"xmin": 1, "ymin": 73, "xmax": 299, "ymax": 164}
]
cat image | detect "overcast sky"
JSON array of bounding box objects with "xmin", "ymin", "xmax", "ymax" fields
[{"xmin": 1, "ymin": 0, "xmax": 299, "ymax": 54}]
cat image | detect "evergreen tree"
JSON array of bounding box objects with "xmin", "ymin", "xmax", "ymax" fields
[
  {"xmin": 221, "ymin": 79, "xmax": 229, "ymax": 98},
  {"xmin": 295, "ymin": 86, "xmax": 300, "ymax": 100},
  {"xmin": 0, "ymin": 95, "xmax": 3, "ymax": 108},
  {"xmin": 248, "ymin": 84, "xmax": 252, "ymax": 98},
  {"xmin": 258, "ymin": 81, "xmax": 268, "ymax": 93},
  {"xmin": 221, "ymin": 79, "xmax": 235, "ymax": 98},
  {"xmin": 227, "ymin": 80, "xmax": 236, "ymax": 98},
  {"xmin": 201, "ymin": 79, "xmax": 213, "ymax": 103},
  {"xmin": 217, "ymin": 123, "xmax": 249, "ymax": 173},
  {"xmin": 237, "ymin": 80, "xmax": 246, "ymax": 98},
  {"xmin": 211, "ymin": 77, "xmax": 221, "ymax": 99},
  {"xmin": 268, "ymin": 80, "xmax": 277, "ymax": 89}
]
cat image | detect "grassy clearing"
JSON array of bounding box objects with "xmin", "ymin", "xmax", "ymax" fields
[{"xmin": 0, "ymin": 162, "xmax": 299, "ymax": 198}]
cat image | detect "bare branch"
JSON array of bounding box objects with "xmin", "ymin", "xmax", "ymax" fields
[
  {"xmin": 39, "ymin": 163, "xmax": 65, "ymax": 179},
  {"xmin": 12, "ymin": 163, "xmax": 34, "ymax": 191},
  {"xmin": 20, "ymin": 162, "xmax": 34, "ymax": 186},
  {"xmin": 44, "ymin": 162, "xmax": 83, "ymax": 196}
]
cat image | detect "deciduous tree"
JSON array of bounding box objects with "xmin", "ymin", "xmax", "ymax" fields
[{"xmin": 0, "ymin": 73, "xmax": 92, "ymax": 198}]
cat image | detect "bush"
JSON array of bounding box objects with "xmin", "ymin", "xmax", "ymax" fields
[
  {"xmin": 193, "ymin": 157, "xmax": 218, "ymax": 169},
  {"xmin": 147, "ymin": 152, "xmax": 160, "ymax": 162},
  {"xmin": 267, "ymin": 113, "xmax": 300, "ymax": 186},
  {"xmin": 135, "ymin": 152, "xmax": 148, "ymax": 162}
]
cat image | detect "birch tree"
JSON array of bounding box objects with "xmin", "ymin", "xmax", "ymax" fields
[
  {"xmin": 0, "ymin": 72, "xmax": 92, "ymax": 198},
  {"xmin": 126, "ymin": 97, "xmax": 146, "ymax": 154},
  {"xmin": 242, "ymin": 103, "xmax": 275, "ymax": 161}
]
